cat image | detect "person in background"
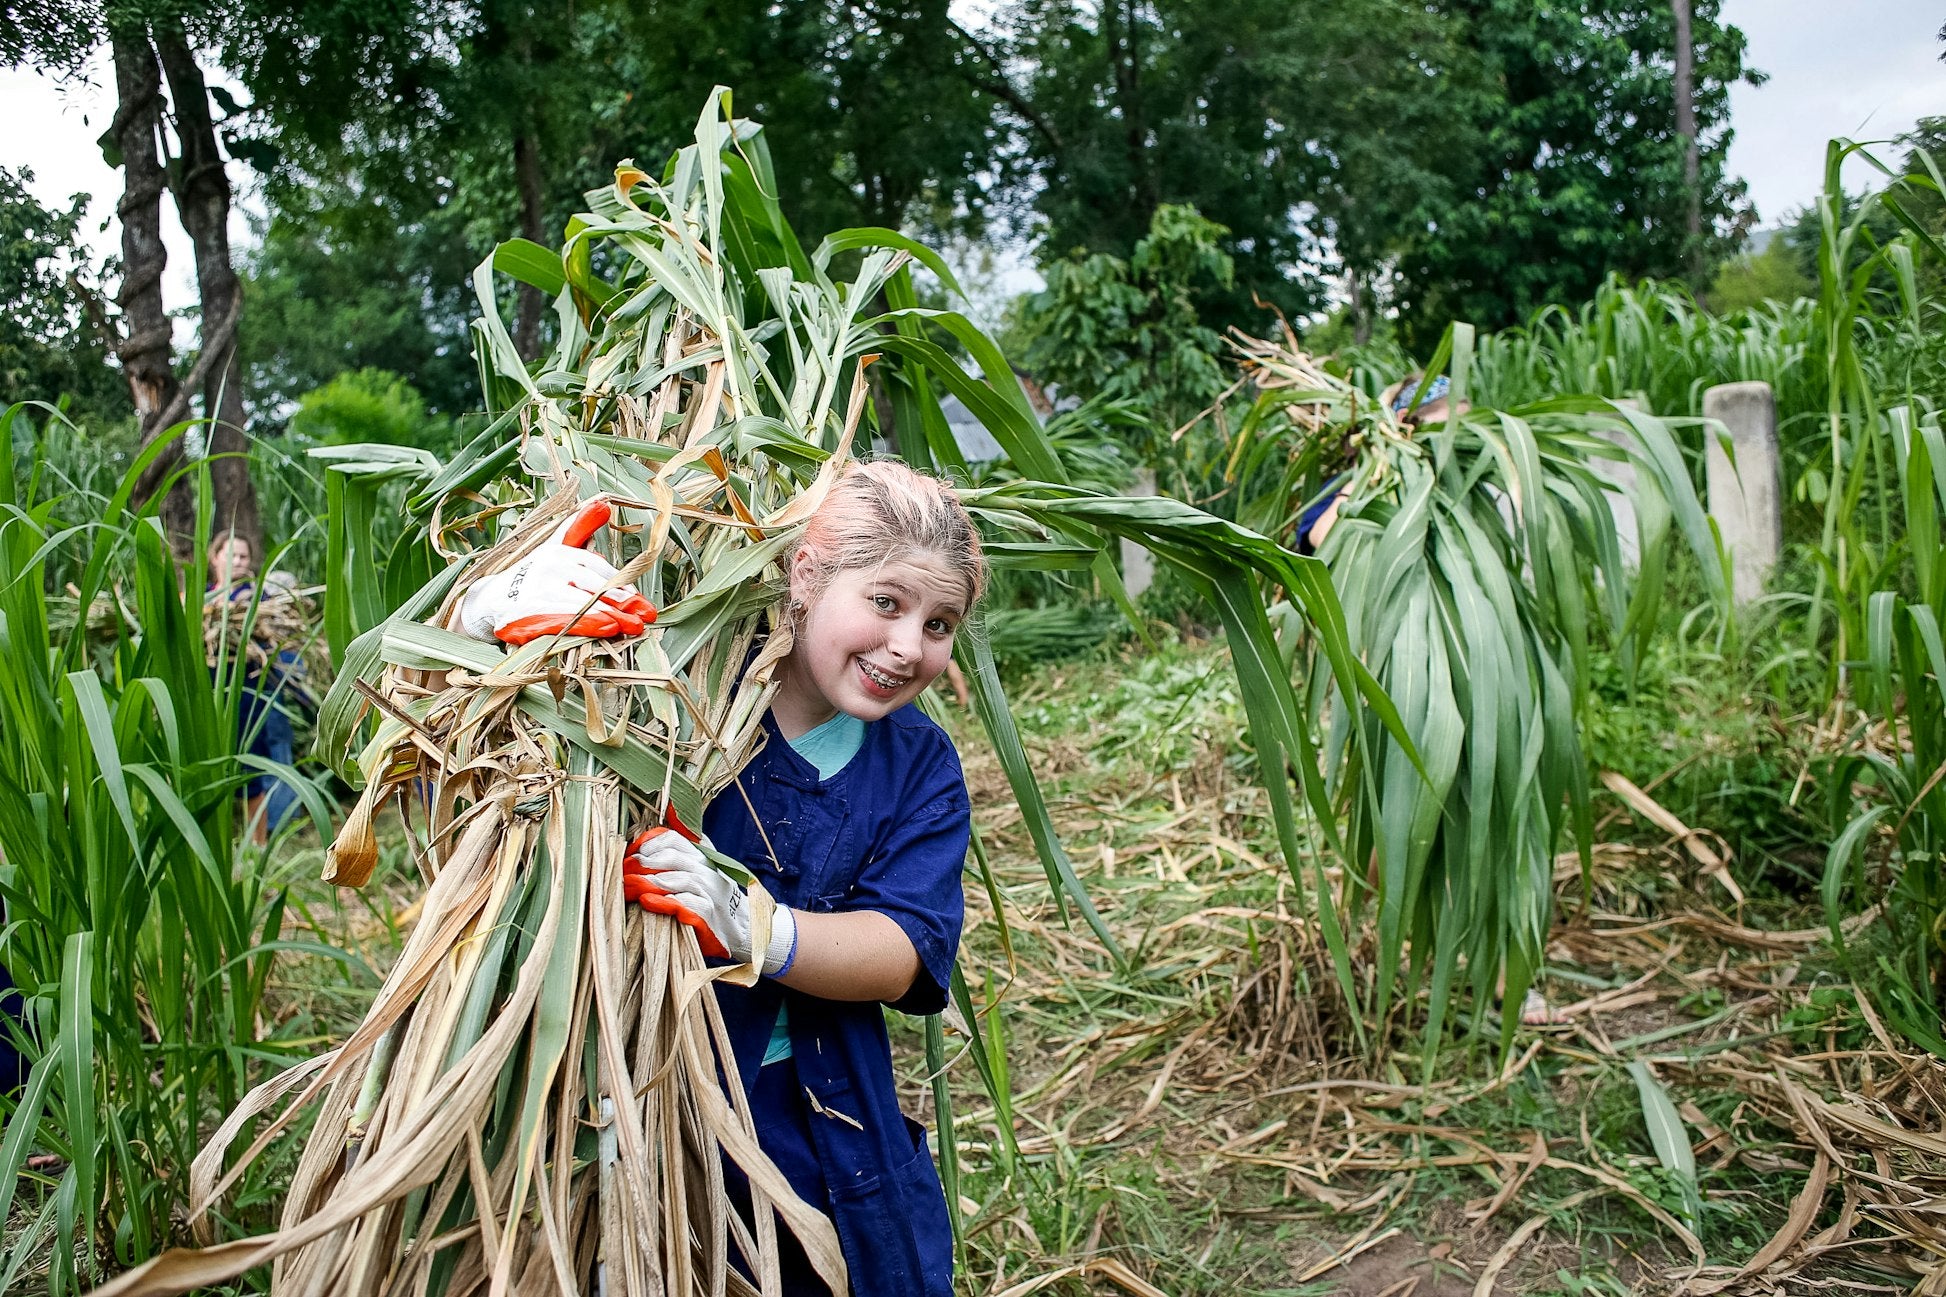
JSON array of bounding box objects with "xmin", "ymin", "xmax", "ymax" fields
[
  {"xmin": 1295, "ymin": 372, "xmax": 1462, "ymax": 556},
  {"xmin": 1378, "ymin": 371, "xmax": 1458, "ymax": 427},
  {"xmin": 938, "ymin": 657, "xmax": 972, "ymax": 708},
  {"xmin": 208, "ymin": 530, "xmax": 255, "ymax": 590},
  {"xmin": 205, "ymin": 531, "xmax": 311, "ymax": 843}
]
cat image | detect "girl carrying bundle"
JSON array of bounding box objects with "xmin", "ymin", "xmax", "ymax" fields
[{"xmin": 458, "ymin": 459, "xmax": 983, "ymax": 1297}]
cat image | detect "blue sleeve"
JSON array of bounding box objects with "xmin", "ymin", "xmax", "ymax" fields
[
  {"xmin": 1294, "ymin": 472, "xmax": 1350, "ymax": 557},
  {"xmin": 851, "ymin": 751, "xmax": 969, "ymax": 1017}
]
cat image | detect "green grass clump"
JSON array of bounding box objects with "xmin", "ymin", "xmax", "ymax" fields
[{"xmin": 0, "ymin": 405, "xmax": 345, "ymax": 1293}]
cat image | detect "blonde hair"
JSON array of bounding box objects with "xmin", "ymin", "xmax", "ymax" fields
[{"xmin": 792, "ymin": 460, "xmax": 986, "ymax": 612}]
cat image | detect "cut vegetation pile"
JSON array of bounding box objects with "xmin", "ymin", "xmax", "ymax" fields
[
  {"xmin": 202, "ymin": 582, "xmax": 333, "ymax": 693},
  {"xmin": 939, "ymin": 651, "xmax": 1946, "ymax": 1296}
]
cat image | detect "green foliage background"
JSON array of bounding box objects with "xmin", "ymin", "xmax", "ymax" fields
[
  {"xmin": 0, "ymin": 167, "xmax": 129, "ymax": 424},
  {"xmin": 6, "ymin": 8, "xmax": 1946, "ymax": 1289}
]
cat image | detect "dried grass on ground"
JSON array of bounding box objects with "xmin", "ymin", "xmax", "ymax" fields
[{"xmin": 928, "ymin": 645, "xmax": 1946, "ymax": 1297}]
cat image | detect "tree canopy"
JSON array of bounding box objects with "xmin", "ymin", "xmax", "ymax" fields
[
  {"xmin": 6, "ymin": 0, "xmax": 1771, "ymax": 460},
  {"xmin": 0, "ymin": 166, "xmax": 129, "ymax": 423},
  {"xmin": 1392, "ymin": 0, "xmax": 1755, "ymax": 342},
  {"xmin": 1000, "ymin": 0, "xmax": 1483, "ymax": 332}
]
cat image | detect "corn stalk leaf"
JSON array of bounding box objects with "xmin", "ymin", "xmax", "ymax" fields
[{"xmin": 1627, "ymin": 1060, "xmax": 1701, "ymax": 1229}]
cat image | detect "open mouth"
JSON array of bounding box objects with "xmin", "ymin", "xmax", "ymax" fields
[{"xmin": 857, "ymin": 658, "xmax": 910, "ymax": 695}]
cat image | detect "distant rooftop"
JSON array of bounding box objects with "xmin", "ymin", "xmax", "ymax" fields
[{"xmin": 931, "ymin": 368, "xmax": 1077, "ymax": 465}]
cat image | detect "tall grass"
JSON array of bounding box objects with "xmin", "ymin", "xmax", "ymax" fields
[
  {"xmin": 1800, "ymin": 140, "xmax": 1946, "ymax": 693},
  {"xmin": 1347, "ymin": 139, "xmax": 1942, "ymax": 702},
  {"xmin": 7, "ymin": 407, "xmax": 345, "ymax": 601},
  {"xmin": 1823, "ymin": 404, "xmax": 1946, "ymax": 1052},
  {"xmin": 0, "ymin": 404, "xmax": 341, "ymax": 1293},
  {"xmin": 1464, "ymin": 276, "xmax": 1821, "ymax": 427},
  {"xmin": 1321, "ymin": 138, "xmax": 1946, "ymax": 1054},
  {"xmin": 1812, "ymin": 139, "xmax": 1946, "ymax": 1052}
]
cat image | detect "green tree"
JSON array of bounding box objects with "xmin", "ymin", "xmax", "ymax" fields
[
  {"xmin": 1394, "ymin": 0, "xmax": 1758, "ymax": 342},
  {"xmin": 1706, "ymin": 234, "xmax": 1814, "ymax": 314},
  {"xmin": 1000, "ymin": 0, "xmax": 1477, "ymax": 329},
  {"xmin": 609, "ymin": 1, "xmax": 1000, "ymax": 240},
  {"xmin": 5, "ymin": 9, "xmax": 184, "ymax": 490},
  {"xmin": 0, "ymin": 2, "xmax": 391, "ymax": 548},
  {"xmin": 232, "ymin": 0, "xmax": 1003, "ymax": 387},
  {"xmin": 240, "ymin": 187, "xmax": 480, "ymax": 416},
  {"xmin": 288, "ymin": 368, "xmax": 454, "ymax": 450},
  {"xmin": 0, "ymin": 167, "xmax": 130, "ymax": 422},
  {"xmin": 1011, "ymin": 204, "xmax": 1233, "ymax": 481}
]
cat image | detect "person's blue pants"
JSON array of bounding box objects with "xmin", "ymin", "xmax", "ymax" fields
[
  {"xmin": 0, "ymin": 962, "xmax": 26, "ymax": 1093},
  {"xmin": 239, "ymin": 689, "xmax": 303, "ymax": 833},
  {"xmin": 723, "ymin": 1058, "xmax": 835, "ymax": 1295}
]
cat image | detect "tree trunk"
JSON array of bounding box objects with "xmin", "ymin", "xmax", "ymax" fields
[
  {"xmin": 108, "ymin": 22, "xmax": 194, "ymax": 539},
  {"xmin": 1672, "ymin": 0, "xmax": 1700, "ymax": 265},
  {"xmin": 511, "ymin": 129, "xmax": 548, "ymax": 360},
  {"xmin": 1349, "ymin": 269, "xmax": 1371, "ymax": 346},
  {"xmin": 1111, "ymin": 0, "xmax": 1154, "ymax": 219},
  {"xmin": 510, "ymin": 9, "xmax": 548, "ymax": 364},
  {"xmin": 153, "ymin": 24, "xmax": 263, "ymax": 557}
]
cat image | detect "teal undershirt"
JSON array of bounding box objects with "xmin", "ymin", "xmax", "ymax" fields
[
  {"xmin": 788, "ymin": 711, "xmax": 867, "ymax": 781},
  {"xmin": 763, "ymin": 711, "xmax": 867, "ymax": 1067}
]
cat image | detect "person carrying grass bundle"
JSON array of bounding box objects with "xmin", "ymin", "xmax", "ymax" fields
[
  {"xmin": 1295, "ymin": 371, "xmax": 1465, "ymax": 555},
  {"xmin": 205, "ymin": 530, "xmax": 315, "ymax": 842},
  {"xmin": 458, "ymin": 458, "xmax": 982, "ymax": 1297}
]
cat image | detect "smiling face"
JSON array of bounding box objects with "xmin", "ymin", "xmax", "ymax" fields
[{"xmin": 772, "ymin": 549, "xmax": 968, "ymax": 738}]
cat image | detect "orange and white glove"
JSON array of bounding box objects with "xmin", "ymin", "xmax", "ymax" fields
[
  {"xmin": 458, "ymin": 498, "xmax": 657, "ymax": 646},
  {"xmin": 621, "ymin": 827, "xmax": 798, "ymax": 975}
]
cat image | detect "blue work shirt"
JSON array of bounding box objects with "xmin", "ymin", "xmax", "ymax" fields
[{"xmin": 703, "ymin": 702, "xmax": 969, "ymax": 1297}]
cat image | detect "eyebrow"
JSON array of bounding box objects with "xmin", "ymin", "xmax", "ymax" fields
[{"xmin": 872, "ymin": 578, "xmax": 964, "ymax": 619}]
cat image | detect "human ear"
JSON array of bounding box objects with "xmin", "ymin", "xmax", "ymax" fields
[{"xmin": 787, "ymin": 546, "xmax": 818, "ymax": 611}]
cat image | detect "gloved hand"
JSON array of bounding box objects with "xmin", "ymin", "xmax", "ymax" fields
[
  {"xmin": 621, "ymin": 827, "xmax": 798, "ymax": 975},
  {"xmin": 458, "ymin": 498, "xmax": 658, "ymax": 646}
]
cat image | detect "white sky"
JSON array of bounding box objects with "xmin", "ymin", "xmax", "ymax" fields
[
  {"xmin": 0, "ymin": 5, "xmax": 1940, "ymax": 325},
  {"xmin": 1722, "ymin": 0, "xmax": 1943, "ymax": 226}
]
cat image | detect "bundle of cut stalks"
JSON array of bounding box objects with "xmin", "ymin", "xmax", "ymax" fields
[
  {"xmin": 50, "ymin": 584, "xmax": 130, "ymax": 645},
  {"xmin": 1230, "ymin": 327, "xmax": 1379, "ymax": 439},
  {"xmin": 203, "ymin": 582, "xmax": 334, "ymax": 691},
  {"xmin": 90, "ymin": 94, "xmax": 947, "ymax": 1297}
]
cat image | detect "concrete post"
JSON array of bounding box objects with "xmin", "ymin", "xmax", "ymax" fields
[
  {"xmin": 1703, "ymin": 381, "xmax": 1782, "ymax": 607},
  {"xmin": 1120, "ymin": 468, "xmax": 1157, "ymax": 599}
]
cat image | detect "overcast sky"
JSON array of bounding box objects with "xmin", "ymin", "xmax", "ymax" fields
[
  {"xmin": 1722, "ymin": 0, "xmax": 1942, "ymax": 225},
  {"xmin": 1, "ymin": 3, "xmax": 1941, "ymax": 320}
]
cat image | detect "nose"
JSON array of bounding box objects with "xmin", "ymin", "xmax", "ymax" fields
[{"xmin": 884, "ymin": 614, "xmax": 922, "ymax": 665}]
